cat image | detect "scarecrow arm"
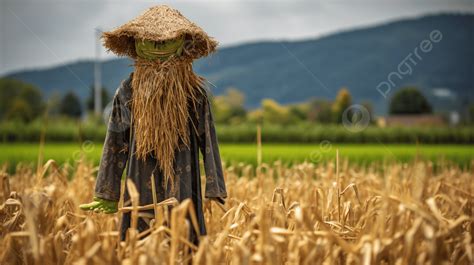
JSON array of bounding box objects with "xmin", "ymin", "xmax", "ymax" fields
[
  {"xmin": 198, "ymin": 96, "xmax": 228, "ymax": 203},
  {"xmin": 93, "ymin": 82, "xmax": 131, "ymax": 203}
]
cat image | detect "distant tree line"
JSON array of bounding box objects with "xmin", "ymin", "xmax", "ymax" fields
[
  {"xmin": 1, "ymin": 77, "xmax": 474, "ymax": 125},
  {"xmin": 211, "ymin": 86, "xmax": 472, "ymax": 126},
  {"xmin": 212, "ymin": 87, "xmax": 369, "ymax": 125},
  {"xmin": 0, "ymin": 78, "xmax": 109, "ymax": 122},
  {"xmin": 0, "ymin": 79, "xmax": 43, "ymax": 122}
]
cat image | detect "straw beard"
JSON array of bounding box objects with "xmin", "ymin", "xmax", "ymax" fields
[{"xmin": 131, "ymin": 57, "xmax": 205, "ymax": 191}]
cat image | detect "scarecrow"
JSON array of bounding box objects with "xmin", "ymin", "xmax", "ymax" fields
[{"xmin": 79, "ymin": 5, "xmax": 227, "ymax": 244}]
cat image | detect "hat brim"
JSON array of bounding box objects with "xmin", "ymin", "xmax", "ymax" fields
[{"xmin": 102, "ymin": 5, "xmax": 218, "ymax": 60}]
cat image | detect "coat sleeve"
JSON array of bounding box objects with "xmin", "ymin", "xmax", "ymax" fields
[
  {"xmin": 94, "ymin": 79, "xmax": 132, "ymax": 202},
  {"xmin": 197, "ymin": 95, "xmax": 228, "ymax": 201}
]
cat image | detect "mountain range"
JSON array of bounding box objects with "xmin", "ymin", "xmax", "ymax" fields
[{"xmin": 3, "ymin": 13, "xmax": 473, "ymax": 115}]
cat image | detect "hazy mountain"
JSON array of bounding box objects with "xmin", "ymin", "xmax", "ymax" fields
[{"xmin": 3, "ymin": 13, "xmax": 473, "ymax": 114}]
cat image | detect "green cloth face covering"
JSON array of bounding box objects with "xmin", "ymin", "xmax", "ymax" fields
[{"xmin": 135, "ymin": 37, "xmax": 184, "ymax": 61}]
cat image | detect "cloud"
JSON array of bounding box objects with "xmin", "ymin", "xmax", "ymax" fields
[
  {"xmin": 433, "ymin": 88, "xmax": 456, "ymax": 99},
  {"xmin": 1, "ymin": 0, "xmax": 473, "ymax": 75}
]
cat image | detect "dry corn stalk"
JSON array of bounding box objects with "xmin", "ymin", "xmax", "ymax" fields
[{"xmin": 0, "ymin": 158, "xmax": 472, "ymax": 264}]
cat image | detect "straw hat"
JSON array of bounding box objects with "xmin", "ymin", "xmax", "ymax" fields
[{"xmin": 102, "ymin": 5, "xmax": 218, "ymax": 60}]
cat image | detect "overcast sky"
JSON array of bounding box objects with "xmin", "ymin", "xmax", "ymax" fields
[{"xmin": 1, "ymin": 0, "xmax": 473, "ymax": 75}]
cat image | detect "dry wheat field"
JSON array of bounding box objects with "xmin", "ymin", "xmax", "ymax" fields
[{"xmin": 0, "ymin": 157, "xmax": 473, "ymax": 265}]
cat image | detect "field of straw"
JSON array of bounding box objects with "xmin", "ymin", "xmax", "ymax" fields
[{"xmin": 0, "ymin": 156, "xmax": 473, "ymax": 264}]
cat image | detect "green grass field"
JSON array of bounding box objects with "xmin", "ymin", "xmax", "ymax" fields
[{"xmin": 1, "ymin": 143, "xmax": 472, "ymax": 171}]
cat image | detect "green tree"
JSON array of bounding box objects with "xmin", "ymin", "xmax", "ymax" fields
[
  {"xmin": 307, "ymin": 99, "xmax": 333, "ymax": 124},
  {"xmin": 288, "ymin": 104, "xmax": 307, "ymax": 122},
  {"xmin": 261, "ymin": 98, "xmax": 291, "ymax": 124},
  {"xmin": 60, "ymin": 91, "xmax": 82, "ymax": 118},
  {"xmin": 6, "ymin": 99, "xmax": 34, "ymax": 121},
  {"xmin": 467, "ymin": 104, "xmax": 474, "ymax": 124},
  {"xmin": 247, "ymin": 109, "xmax": 263, "ymax": 124},
  {"xmin": 0, "ymin": 78, "xmax": 43, "ymax": 122},
  {"xmin": 86, "ymin": 86, "xmax": 110, "ymax": 112},
  {"xmin": 389, "ymin": 87, "xmax": 432, "ymax": 115},
  {"xmin": 212, "ymin": 88, "xmax": 247, "ymax": 124},
  {"xmin": 361, "ymin": 101, "xmax": 375, "ymax": 123},
  {"xmin": 332, "ymin": 88, "xmax": 352, "ymax": 123}
]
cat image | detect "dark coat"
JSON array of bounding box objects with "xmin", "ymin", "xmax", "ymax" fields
[{"xmin": 94, "ymin": 73, "xmax": 227, "ymax": 243}]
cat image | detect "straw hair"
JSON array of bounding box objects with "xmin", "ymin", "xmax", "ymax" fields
[
  {"xmin": 131, "ymin": 57, "xmax": 205, "ymax": 191},
  {"xmin": 102, "ymin": 5, "xmax": 218, "ymax": 60}
]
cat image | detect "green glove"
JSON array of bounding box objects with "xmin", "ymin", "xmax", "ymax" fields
[{"xmin": 79, "ymin": 197, "xmax": 118, "ymax": 214}]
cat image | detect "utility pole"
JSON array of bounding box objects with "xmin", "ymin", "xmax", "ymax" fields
[{"xmin": 94, "ymin": 28, "xmax": 102, "ymax": 115}]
